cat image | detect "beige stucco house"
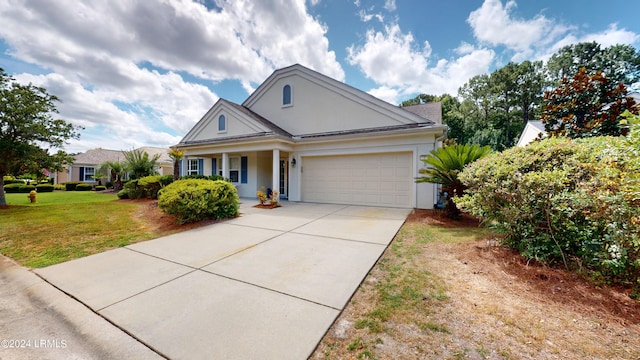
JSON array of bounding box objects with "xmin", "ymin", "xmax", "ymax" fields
[
  {"xmin": 57, "ymin": 147, "xmax": 172, "ymax": 184},
  {"xmin": 176, "ymin": 64, "xmax": 447, "ymax": 209}
]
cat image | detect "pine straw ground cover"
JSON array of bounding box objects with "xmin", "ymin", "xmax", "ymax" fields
[{"xmin": 312, "ymin": 210, "xmax": 640, "ymax": 360}]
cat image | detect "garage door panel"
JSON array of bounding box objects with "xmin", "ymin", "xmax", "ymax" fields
[{"xmin": 301, "ymin": 152, "xmax": 413, "ymax": 208}]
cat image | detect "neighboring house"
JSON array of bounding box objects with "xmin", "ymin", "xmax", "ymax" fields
[
  {"xmin": 57, "ymin": 147, "xmax": 173, "ymax": 184},
  {"xmin": 176, "ymin": 64, "xmax": 447, "ymax": 209},
  {"xmin": 518, "ymin": 92, "xmax": 640, "ymax": 147},
  {"xmin": 516, "ymin": 120, "xmax": 546, "ymax": 147}
]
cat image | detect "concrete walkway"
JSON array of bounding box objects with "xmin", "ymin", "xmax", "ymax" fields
[{"xmin": 23, "ymin": 202, "xmax": 408, "ymax": 359}]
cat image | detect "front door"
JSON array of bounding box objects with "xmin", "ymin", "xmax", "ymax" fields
[{"xmin": 279, "ymin": 159, "xmax": 288, "ymax": 199}]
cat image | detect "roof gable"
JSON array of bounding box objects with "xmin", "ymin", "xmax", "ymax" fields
[
  {"xmin": 242, "ymin": 64, "xmax": 435, "ymax": 136},
  {"xmin": 179, "ymin": 99, "xmax": 290, "ymax": 145}
]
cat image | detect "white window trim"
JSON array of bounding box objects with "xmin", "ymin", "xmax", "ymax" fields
[
  {"xmin": 218, "ymin": 114, "xmax": 227, "ymax": 133},
  {"xmin": 83, "ymin": 166, "xmax": 95, "ymax": 182},
  {"xmin": 229, "ymin": 156, "xmax": 240, "ymax": 183},
  {"xmin": 187, "ymin": 159, "xmax": 199, "ymax": 176},
  {"xmin": 282, "ymin": 84, "xmax": 293, "ymax": 108}
]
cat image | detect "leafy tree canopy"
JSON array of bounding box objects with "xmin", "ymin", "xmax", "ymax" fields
[
  {"xmin": 0, "ymin": 68, "xmax": 81, "ymax": 206},
  {"xmin": 542, "ymin": 68, "xmax": 637, "ymax": 138},
  {"xmin": 547, "ymin": 42, "xmax": 640, "ymax": 86}
]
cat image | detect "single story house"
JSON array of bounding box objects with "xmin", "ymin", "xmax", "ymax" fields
[
  {"xmin": 57, "ymin": 147, "xmax": 173, "ymax": 184},
  {"xmin": 175, "ymin": 64, "xmax": 447, "ymax": 209}
]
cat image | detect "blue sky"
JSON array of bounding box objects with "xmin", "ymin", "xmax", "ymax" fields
[{"xmin": 1, "ymin": 0, "xmax": 639, "ymax": 153}]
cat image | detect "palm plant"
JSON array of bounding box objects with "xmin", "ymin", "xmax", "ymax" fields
[
  {"xmin": 168, "ymin": 148, "xmax": 184, "ymax": 181},
  {"xmin": 123, "ymin": 149, "xmax": 160, "ymax": 180},
  {"xmin": 98, "ymin": 160, "xmax": 127, "ymax": 191},
  {"xmin": 417, "ymin": 143, "xmax": 492, "ymax": 218}
]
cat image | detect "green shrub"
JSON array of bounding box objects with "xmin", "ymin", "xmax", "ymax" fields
[
  {"xmin": 179, "ymin": 174, "xmax": 227, "ymax": 182},
  {"xmin": 457, "ymin": 136, "xmax": 640, "ymax": 288},
  {"xmin": 121, "ymin": 179, "xmax": 142, "ymax": 199},
  {"xmin": 159, "ymin": 175, "xmax": 174, "ymax": 187},
  {"xmin": 35, "ymin": 184, "xmax": 55, "ymax": 193},
  {"xmin": 75, "ymin": 183, "xmax": 93, "ymax": 191},
  {"xmin": 95, "ymin": 185, "xmax": 107, "ymax": 191},
  {"xmin": 105, "ymin": 181, "xmax": 114, "ymax": 189},
  {"xmin": 117, "ymin": 189, "xmax": 129, "ymax": 199},
  {"xmin": 65, "ymin": 181, "xmax": 84, "ymax": 191},
  {"xmin": 3, "ymin": 183, "xmax": 22, "ymax": 193},
  {"xmin": 19, "ymin": 185, "xmax": 36, "ymax": 193},
  {"xmin": 158, "ymin": 179, "xmax": 239, "ymax": 224},
  {"xmin": 53, "ymin": 184, "xmax": 66, "ymax": 191},
  {"xmin": 137, "ymin": 175, "xmax": 162, "ymax": 198},
  {"xmin": 3, "ymin": 179, "xmax": 24, "ymax": 185}
]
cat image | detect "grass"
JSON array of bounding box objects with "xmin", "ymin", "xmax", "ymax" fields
[
  {"xmin": 323, "ymin": 218, "xmax": 494, "ymax": 359},
  {"xmin": 1, "ymin": 192, "xmax": 160, "ymax": 267}
]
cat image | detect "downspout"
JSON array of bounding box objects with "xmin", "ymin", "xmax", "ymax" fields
[{"xmin": 433, "ymin": 128, "xmax": 448, "ymax": 208}]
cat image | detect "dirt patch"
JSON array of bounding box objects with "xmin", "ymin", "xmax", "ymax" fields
[
  {"xmin": 122, "ymin": 198, "xmax": 222, "ymax": 235},
  {"xmin": 313, "ymin": 210, "xmax": 640, "ymax": 360}
]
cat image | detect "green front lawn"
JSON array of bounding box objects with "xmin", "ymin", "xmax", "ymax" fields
[{"xmin": 1, "ymin": 192, "xmax": 160, "ymax": 267}]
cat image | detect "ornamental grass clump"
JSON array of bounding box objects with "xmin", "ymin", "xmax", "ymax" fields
[{"xmin": 158, "ymin": 179, "xmax": 239, "ymax": 224}]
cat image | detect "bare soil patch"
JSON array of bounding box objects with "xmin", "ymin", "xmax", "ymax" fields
[
  {"xmin": 313, "ymin": 209, "xmax": 640, "ymax": 360},
  {"xmin": 125, "ymin": 198, "xmax": 221, "ymax": 235}
]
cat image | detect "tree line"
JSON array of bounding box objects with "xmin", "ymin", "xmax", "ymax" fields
[{"xmin": 402, "ymin": 42, "xmax": 640, "ymax": 149}]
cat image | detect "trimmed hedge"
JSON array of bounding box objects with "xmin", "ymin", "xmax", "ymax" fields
[
  {"xmin": 18, "ymin": 185, "xmax": 36, "ymax": 193},
  {"xmin": 158, "ymin": 179, "xmax": 239, "ymax": 224},
  {"xmin": 35, "ymin": 184, "xmax": 55, "ymax": 193},
  {"xmin": 3, "ymin": 183, "xmax": 22, "ymax": 193},
  {"xmin": 65, "ymin": 182, "xmax": 84, "ymax": 191},
  {"xmin": 3, "ymin": 179, "xmax": 24, "ymax": 185},
  {"xmin": 75, "ymin": 183, "xmax": 93, "ymax": 191},
  {"xmin": 95, "ymin": 185, "xmax": 107, "ymax": 191}
]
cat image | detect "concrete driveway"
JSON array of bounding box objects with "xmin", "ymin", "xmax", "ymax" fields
[{"xmin": 33, "ymin": 201, "xmax": 409, "ymax": 359}]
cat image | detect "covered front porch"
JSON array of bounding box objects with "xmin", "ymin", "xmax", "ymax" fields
[{"xmin": 181, "ymin": 148, "xmax": 293, "ymax": 200}]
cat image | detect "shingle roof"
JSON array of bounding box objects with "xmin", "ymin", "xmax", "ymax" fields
[
  {"xmin": 137, "ymin": 146, "xmax": 172, "ymax": 163},
  {"xmin": 73, "ymin": 149, "xmax": 125, "ymax": 165},
  {"xmin": 401, "ymin": 102, "xmax": 442, "ymax": 123},
  {"xmin": 223, "ymin": 100, "xmax": 293, "ymax": 138},
  {"xmin": 73, "ymin": 147, "xmax": 171, "ymax": 165}
]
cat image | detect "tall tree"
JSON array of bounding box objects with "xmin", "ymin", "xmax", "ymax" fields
[
  {"xmin": 0, "ymin": 68, "xmax": 80, "ymax": 206},
  {"xmin": 547, "ymin": 42, "xmax": 640, "ymax": 86},
  {"xmin": 516, "ymin": 60, "xmax": 546, "ymax": 125},
  {"xmin": 542, "ymin": 68, "xmax": 636, "ymax": 138}
]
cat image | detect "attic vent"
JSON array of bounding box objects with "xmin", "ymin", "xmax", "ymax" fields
[{"xmin": 283, "ymin": 84, "xmax": 292, "ymax": 106}]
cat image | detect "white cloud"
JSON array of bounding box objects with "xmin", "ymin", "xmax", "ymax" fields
[
  {"xmin": 384, "ymin": 0, "xmax": 396, "ymax": 12},
  {"xmin": 467, "ymin": 0, "xmax": 639, "ymax": 63},
  {"xmin": 467, "ymin": 0, "xmax": 567, "ymax": 59},
  {"xmin": 359, "ymin": 9, "xmax": 384, "ymax": 23},
  {"xmin": 368, "ymin": 86, "xmax": 400, "ymax": 104},
  {"xmin": 347, "ymin": 24, "xmax": 494, "ymax": 101},
  {"xmin": 0, "ymin": 0, "xmax": 344, "ymax": 152}
]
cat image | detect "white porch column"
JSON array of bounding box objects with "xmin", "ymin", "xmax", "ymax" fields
[
  {"xmin": 272, "ymin": 149, "xmax": 280, "ymax": 199},
  {"xmin": 222, "ymin": 153, "xmax": 229, "ymax": 179}
]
